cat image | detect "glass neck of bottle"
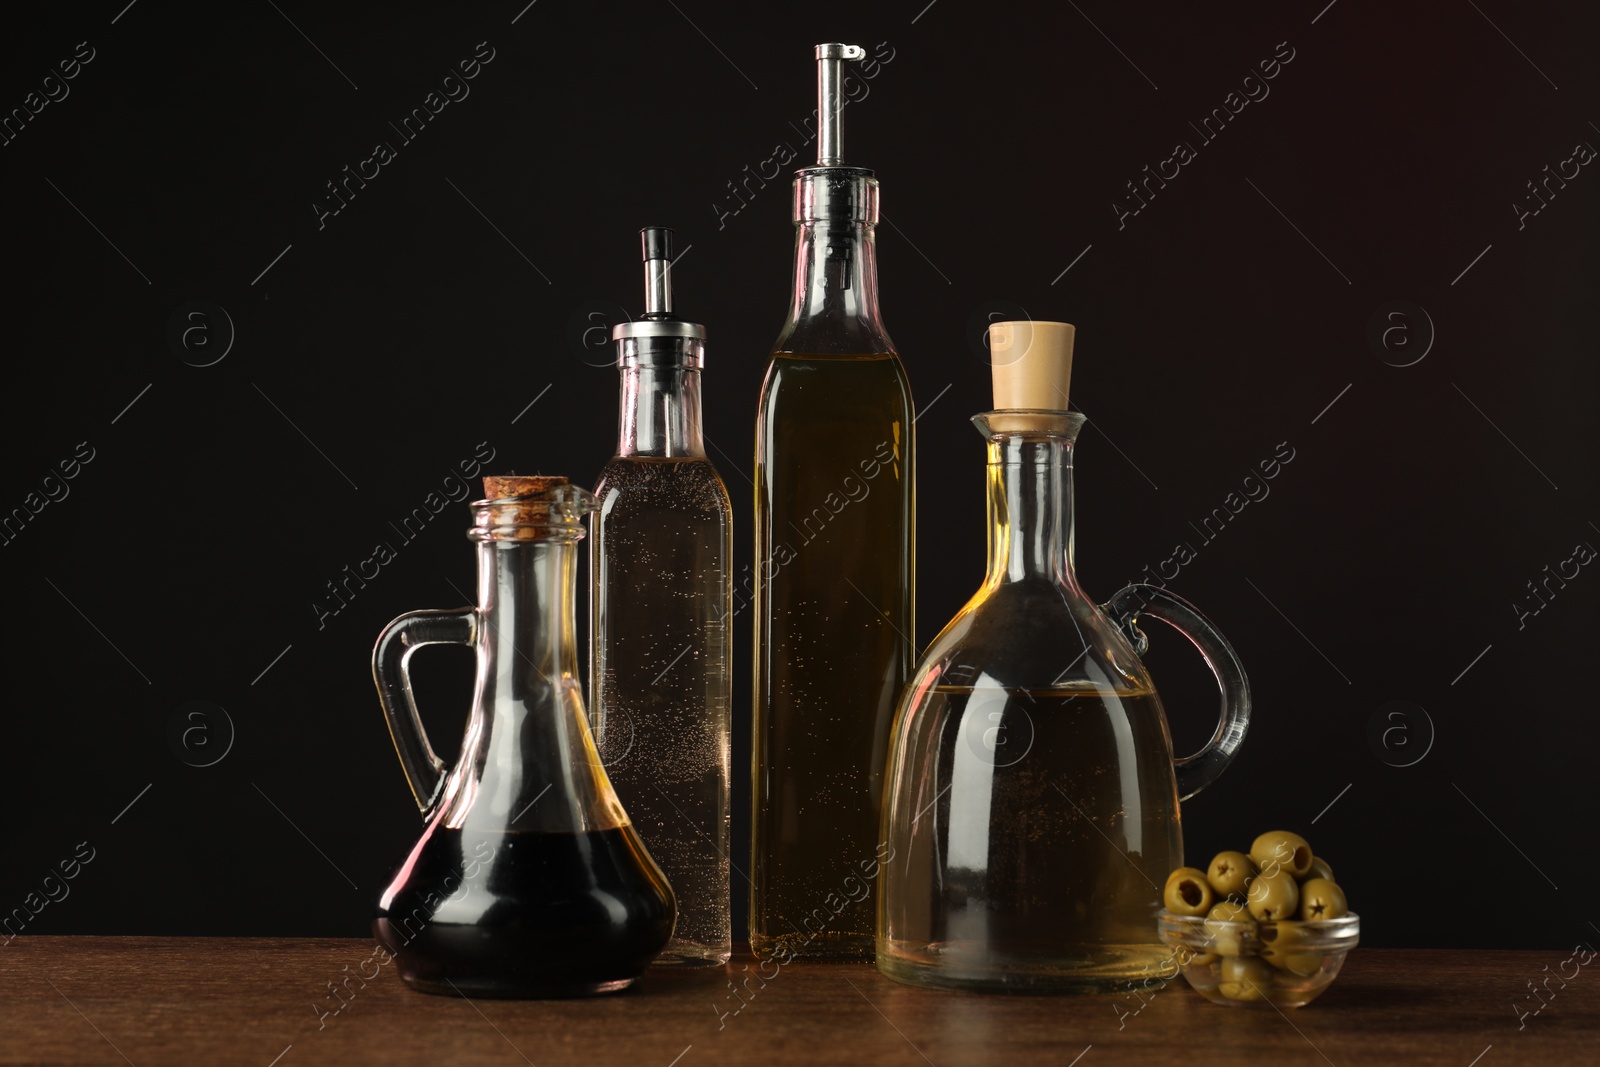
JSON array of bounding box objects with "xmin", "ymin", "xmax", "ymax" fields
[
  {"xmin": 475, "ymin": 540, "xmax": 579, "ymax": 692},
  {"xmin": 775, "ymin": 219, "xmax": 890, "ymax": 354},
  {"xmin": 618, "ymin": 363, "xmax": 704, "ymax": 458},
  {"xmin": 985, "ymin": 434, "xmax": 1078, "ymax": 589}
]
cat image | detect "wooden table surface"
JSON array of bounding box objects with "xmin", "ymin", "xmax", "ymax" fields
[{"xmin": 1, "ymin": 938, "xmax": 1593, "ymax": 1066}]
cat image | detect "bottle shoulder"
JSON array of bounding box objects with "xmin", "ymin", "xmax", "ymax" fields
[
  {"xmin": 771, "ymin": 318, "xmax": 897, "ymax": 360},
  {"xmin": 756, "ymin": 352, "xmax": 914, "ymax": 413},
  {"xmin": 593, "ymin": 457, "xmax": 732, "ymax": 518},
  {"xmin": 913, "ymin": 580, "xmax": 1152, "ymax": 694}
]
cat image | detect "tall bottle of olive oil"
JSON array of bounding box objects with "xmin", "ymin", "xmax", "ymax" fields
[{"xmin": 751, "ymin": 43, "xmax": 915, "ymax": 961}]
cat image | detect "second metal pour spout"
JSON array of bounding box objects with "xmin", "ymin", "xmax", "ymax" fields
[{"xmin": 641, "ymin": 226, "xmax": 673, "ymax": 318}]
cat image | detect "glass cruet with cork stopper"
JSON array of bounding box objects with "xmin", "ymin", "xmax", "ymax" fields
[
  {"xmin": 370, "ymin": 475, "xmax": 676, "ymax": 998},
  {"xmin": 876, "ymin": 321, "xmax": 1252, "ymax": 993},
  {"xmin": 590, "ymin": 227, "xmax": 733, "ymax": 967}
]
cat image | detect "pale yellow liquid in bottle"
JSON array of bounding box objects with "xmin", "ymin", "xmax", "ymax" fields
[
  {"xmin": 592, "ymin": 455, "xmax": 732, "ymax": 965},
  {"xmin": 877, "ymin": 684, "xmax": 1182, "ymax": 991},
  {"xmin": 752, "ymin": 352, "xmax": 914, "ymax": 960}
]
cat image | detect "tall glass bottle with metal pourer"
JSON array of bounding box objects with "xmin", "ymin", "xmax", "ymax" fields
[
  {"xmin": 751, "ymin": 44, "xmax": 915, "ymax": 961},
  {"xmin": 591, "ymin": 227, "xmax": 732, "ymax": 966}
]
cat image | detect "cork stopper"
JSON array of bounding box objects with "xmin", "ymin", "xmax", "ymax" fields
[
  {"xmin": 482, "ymin": 474, "xmax": 567, "ymax": 500},
  {"xmin": 473, "ymin": 475, "xmax": 591, "ymax": 541},
  {"xmin": 989, "ymin": 321, "xmax": 1076, "ymax": 411}
]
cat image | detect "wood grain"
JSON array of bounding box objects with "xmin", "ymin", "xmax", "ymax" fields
[{"xmin": 0, "ymin": 939, "xmax": 1592, "ymax": 1066}]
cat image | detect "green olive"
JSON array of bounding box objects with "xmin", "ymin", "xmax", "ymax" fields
[
  {"xmin": 1163, "ymin": 867, "xmax": 1214, "ymax": 916},
  {"xmin": 1305, "ymin": 856, "xmax": 1335, "ymax": 883},
  {"xmin": 1204, "ymin": 901, "xmax": 1256, "ymax": 957},
  {"xmin": 1258, "ymin": 920, "xmax": 1322, "ymax": 976},
  {"xmin": 1245, "ymin": 868, "xmax": 1300, "ymax": 921},
  {"xmin": 1258, "ymin": 918, "xmax": 1308, "ymax": 949},
  {"xmin": 1218, "ymin": 956, "xmax": 1273, "ymax": 1002},
  {"xmin": 1263, "ymin": 950, "xmax": 1322, "ymax": 976},
  {"xmin": 1208, "ymin": 900, "xmax": 1253, "ymax": 923},
  {"xmin": 1206, "ymin": 851, "xmax": 1258, "ymax": 897},
  {"xmin": 1250, "ymin": 830, "xmax": 1314, "ymax": 879},
  {"xmin": 1299, "ymin": 878, "xmax": 1348, "ymax": 921}
]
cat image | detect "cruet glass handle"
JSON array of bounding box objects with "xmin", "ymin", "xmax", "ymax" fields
[
  {"xmin": 371, "ymin": 608, "xmax": 477, "ymax": 817},
  {"xmin": 1102, "ymin": 584, "xmax": 1251, "ymax": 801}
]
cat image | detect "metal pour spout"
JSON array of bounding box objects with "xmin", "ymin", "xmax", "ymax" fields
[
  {"xmin": 815, "ymin": 43, "xmax": 866, "ymax": 166},
  {"xmin": 641, "ymin": 226, "xmax": 673, "ymax": 319},
  {"xmin": 612, "ymin": 225, "xmax": 704, "ymax": 352}
]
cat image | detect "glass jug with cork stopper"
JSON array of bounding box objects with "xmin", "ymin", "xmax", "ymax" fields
[
  {"xmin": 371, "ymin": 475, "xmax": 675, "ymax": 998},
  {"xmin": 876, "ymin": 322, "xmax": 1251, "ymax": 993}
]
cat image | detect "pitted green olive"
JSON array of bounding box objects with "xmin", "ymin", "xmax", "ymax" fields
[
  {"xmin": 1305, "ymin": 856, "xmax": 1335, "ymax": 883},
  {"xmin": 1246, "ymin": 868, "xmax": 1300, "ymax": 921},
  {"xmin": 1258, "ymin": 919, "xmax": 1310, "ymax": 950},
  {"xmin": 1163, "ymin": 867, "xmax": 1214, "ymax": 916},
  {"xmin": 1218, "ymin": 956, "xmax": 1273, "ymax": 1002},
  {"xmin": 1206, "ymin": 851, "xmax": 1258, "ymax": 898},
  {"xmin": 1204, "ymin": 900, "xmax": 1256, "ymax": 958},
  {"xmin": 1299, "ymin": 878, "xmax": 1348, "ymax": 921},
  {"xmin": 1208, "ymin": 900, "xmax": 1253, "ymax": 922},
  {"xmin": 1250, "ymin": 831, "xmax": 1314, "ymax": 879},
  {"xmin": 1259, "ymin": 921, "xmax": 1322, "ymax": 976}
]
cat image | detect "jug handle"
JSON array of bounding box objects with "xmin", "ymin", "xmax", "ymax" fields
[
  {"xmin": 1102, "ymin": 584, "xmax": 1251, "ymax": 802},
  {"xmin": 371, "ymin": 608, "xmax": 477, "ymax": 817}
]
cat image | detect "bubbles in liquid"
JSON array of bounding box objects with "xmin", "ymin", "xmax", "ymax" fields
[{"xmin": 592, "ymin": 456, "xmax": 732, "ymax": 963}]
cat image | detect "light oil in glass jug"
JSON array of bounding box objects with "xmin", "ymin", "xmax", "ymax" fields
[
  {"xmin": 879, "ymin": 681, "xmax": 1180, "ymax": 990},
  {"xmin": 876, "ymin": 320, "xmax": 1251, "ymax": 993}
]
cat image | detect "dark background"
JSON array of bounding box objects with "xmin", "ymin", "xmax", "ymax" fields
[{"xmin": 3, "ymin": 1, "xmax": 1594, "ymax": 951}]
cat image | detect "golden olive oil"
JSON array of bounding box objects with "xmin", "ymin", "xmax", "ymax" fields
[{"xmin": 752, "ymin": 352, "xmax": 914, "ymax": 960}]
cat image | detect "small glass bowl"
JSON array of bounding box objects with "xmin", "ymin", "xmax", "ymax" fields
[{"xmin": 1158, "ymin": 911, "xmax": 1359, "ymax": 1008}]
